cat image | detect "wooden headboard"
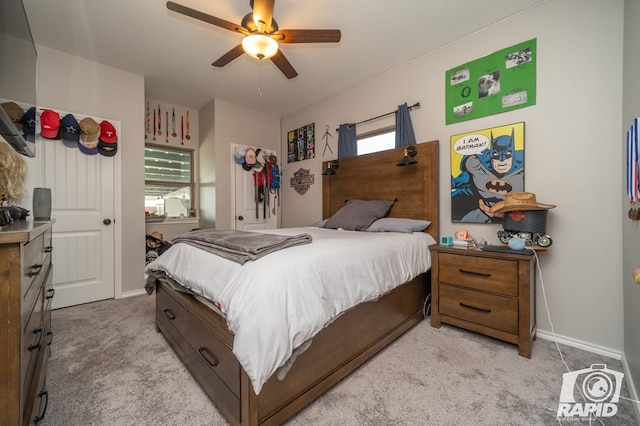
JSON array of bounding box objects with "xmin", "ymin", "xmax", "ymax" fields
[{"xmin": 322, "ymin": 140, "xmax": 439, "ymax": 241}]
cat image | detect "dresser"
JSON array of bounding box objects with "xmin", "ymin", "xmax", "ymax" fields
[
  {"xmin": 0, "ymin": 221, "xmax": 54, "ymax": 425},
  {"xmin": 429, "ymin": 245, "xmax": 536, "ymax": 358}
]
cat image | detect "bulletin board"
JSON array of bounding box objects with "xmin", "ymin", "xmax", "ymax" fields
[{"xmin": 445, "ymin": 39, "xmax": 537, "ymax": 124}]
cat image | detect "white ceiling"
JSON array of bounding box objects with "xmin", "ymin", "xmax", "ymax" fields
[{"xmin": 23, "ymin": 0, "xmax": 548, "ymax": 116}]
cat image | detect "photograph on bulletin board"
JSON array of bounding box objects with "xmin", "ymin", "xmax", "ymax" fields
[
  {"xmin": 287, "ymin": 123, "xmax": 315, "ymax": 163},
  {"xmin": 451, "ymin": 122, "xmax": 525, "ymax": 223},
  {"xmin": 445, "ymin": 39, "xmax": 536, "ymax": 125}
]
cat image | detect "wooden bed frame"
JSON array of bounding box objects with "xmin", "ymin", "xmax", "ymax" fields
[{"xmin": 154, "ymin": 140, "xmax": 439, "ymax": 425}]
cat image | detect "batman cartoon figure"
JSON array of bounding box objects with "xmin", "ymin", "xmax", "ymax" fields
[{"xmin": 451, "ymin": 128, "xmax": 524, "ymax": 223}]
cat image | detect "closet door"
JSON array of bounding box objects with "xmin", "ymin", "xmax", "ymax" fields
[
  {"xmin": 231, "ymin": 144, "xmax": 278, "ymax": 231},
  {"xmin": 37, "ymin": 136, "xmax": 115, "ymax": 309}
]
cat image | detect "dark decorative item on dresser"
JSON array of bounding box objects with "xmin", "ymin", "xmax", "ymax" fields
[
  {"xmin": 430, "ymin": 245, "xmax": 536, "ymax": 358},
  {"xmin": 0, "ymin": 221, "xmax": 54, "ymax": 425}
]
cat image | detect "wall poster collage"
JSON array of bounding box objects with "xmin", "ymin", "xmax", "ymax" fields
[
  {"xmin": 445, "ymin": 38, "xmax": 536, "ymax": 125},
  {"xmin": 287, "ymin": 123, "xmax": 315, "ymax": 163}
]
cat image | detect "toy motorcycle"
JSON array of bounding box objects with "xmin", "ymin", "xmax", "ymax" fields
[{"xmin": 497, "ymin": 229, "xmax": 553, "ymax": 248}]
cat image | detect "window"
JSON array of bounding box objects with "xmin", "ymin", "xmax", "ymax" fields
[
  {"xmin": 144, "ymin": 145, "xmax": 194, "ymax": 218},
  {"xmin": 357, "ymin": 129, "xmax": 395, "ymax": 155}
]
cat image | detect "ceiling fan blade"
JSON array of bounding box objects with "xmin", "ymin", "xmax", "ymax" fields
[
  {"xmin": 270, "ymin": 50, "xmax": 298, "ymax": 79},
  {"xmin": 212, "ymin": 44, "xmax": 245, "ymax": 67},
  {"xmin": 251, "ymin": 0, "xmax": 274, "ymax": 31},
  {"xmin": 167, "ymin": 1, "xmax": 244, "ymax": 34},
  {"xmin": 276, "ymin": 29, "xmax": 341, "ymax": 43}
]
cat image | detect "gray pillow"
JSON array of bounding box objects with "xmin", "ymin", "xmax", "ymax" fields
[
  {"xmin": 323, "ymin": 199, "xmax": 395, "ymax": 231},
  {"xmin": 366, "ymin": 218, "xmax": 431, "ymax": 233}
]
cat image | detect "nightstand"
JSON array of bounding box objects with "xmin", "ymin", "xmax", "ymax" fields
[{"xmin": 429, "ymin": 245, "xmax": 536, "ymax": 358}]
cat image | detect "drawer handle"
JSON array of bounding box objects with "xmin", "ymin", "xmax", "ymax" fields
[
  {"xmin": 459, "ymin": 302, "xmax": 492, "ymax": 313},
  {"xmin": 46, "ymin": 331, "xmax": 53, "ymax": 346},
  {"xmin": 26, "ymin": 264, "xmax": 43, "ymax": 277},
  {"xmin": 163, "ymin": 309, "xmax": 176, "ymax": 320},
  {"xmin": 46, "ymin": 288, "xmax": 55, "ymax": 300},
  {"xmin": 44, "ymin": 245, "xmax": 53, "ymax": 253},
  {"xmin": 198, "ymin": 347, "xmax": 219, "ymax": 368},
  {"xmin": 29, "ymin": 328, "xmax": 44, "ymax": 351},
  {"xmin": 34, "ymin": 390, "xmax": 49, "ymax": 423},
  {"xmin": 459, "ymin": 268, "xmax": 491, "ymax": 278}
]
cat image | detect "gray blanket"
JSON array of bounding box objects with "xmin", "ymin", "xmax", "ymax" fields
[{"xmin": 171, "ymin": 229, "xmax": 312, "ymax": 265}]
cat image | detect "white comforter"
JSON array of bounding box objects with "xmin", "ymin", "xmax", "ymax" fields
[{"xmin": 145, "ymin": 227, "xmax": 436, "ymax": 394}]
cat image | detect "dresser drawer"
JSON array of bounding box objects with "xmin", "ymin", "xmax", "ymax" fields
[
  {"xmin": 20, "ymin": 288, "xmax": 44, "ymax": 405},
  {"xmin": 156, "ymin": 285, "xmax": 186, "ymax": 353},
  {"xmin": 439, "ymin": 283, "xmax": 518, "ymax": 334},
  {"xmin": 42, "ymin": 228, "xmax": 53, "ymax": 258},
  {"xmin": 21, "ymin": 234, "xmax": 44, "ymax": 302},
  {"xmin": 439, "ymin": 253, "xmax": 518, "ymax": 296}
]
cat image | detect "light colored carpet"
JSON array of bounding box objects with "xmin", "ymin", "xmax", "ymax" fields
[{"xmin": 38, "ymin": 294, "xmax": 638, "ymax": 426}]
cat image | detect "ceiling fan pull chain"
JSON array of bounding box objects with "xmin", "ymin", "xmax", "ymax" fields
[{"xmin": 258, "ymin": 64, "xmax": 264, "ymax": 97}]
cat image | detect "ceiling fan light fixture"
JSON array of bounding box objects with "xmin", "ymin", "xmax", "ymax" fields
[{"xmin": 242, "ymin": 34, "xmax": 278, "ymax": 60}]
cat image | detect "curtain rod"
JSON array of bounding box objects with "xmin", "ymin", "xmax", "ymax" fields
[{"xmin": 336, "ymin": 102, "xmax": 420, "ymax": 132}]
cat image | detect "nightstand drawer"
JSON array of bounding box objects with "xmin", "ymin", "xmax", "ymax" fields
[
  {"xmin": 439, "ymin": 284, "xmax": 518, "ymax": 334},
  {"xmin": 439, "ymin": 253, "xmax": 518, "ymax": 296}
]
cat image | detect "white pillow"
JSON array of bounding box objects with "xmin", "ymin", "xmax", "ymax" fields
[{"xmin": 366, "ymin": 218, "xmax": 431, "ymax": 233}]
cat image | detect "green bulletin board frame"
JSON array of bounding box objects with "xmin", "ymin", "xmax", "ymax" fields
[{"xmin": 445, "ymin": 38, "xmax": 536, "ymax": 125}]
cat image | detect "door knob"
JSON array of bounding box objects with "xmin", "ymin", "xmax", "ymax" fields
[
  {"xmin": 237, "ymin": 215, "xmax": 244, "ymax": 221},
  {"xmin": 103, "ymin": 218, "xmax": 112, "ymax": 225}
]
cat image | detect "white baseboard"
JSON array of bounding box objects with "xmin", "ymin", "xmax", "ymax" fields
[
  {"xmin": 621, "ymin": 353, "xmax": 640, "ymax": 426},
  {"xmin": 536, "ymin": 329, "xmax": 622, "ymax": 360},
  {"xmin": 119, "ymin": 288, "xmax": 148, "ymax": 298},
  {"xmin": 538, "ymin": 329, "xmax": 640, "ymax": 424}
]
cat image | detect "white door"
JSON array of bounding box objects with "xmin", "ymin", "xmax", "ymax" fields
[
  {"xmin": 37, "ymin": 137, "xmax": 115, "ymax": 309},
  {"xmin": 231, "ymin": 144, "xmax": 277, "ymax": 231}
]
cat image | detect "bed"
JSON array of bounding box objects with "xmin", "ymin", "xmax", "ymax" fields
[{"xmin": 145, "ymin": 140, "xmax": 439, "ymax": 425}]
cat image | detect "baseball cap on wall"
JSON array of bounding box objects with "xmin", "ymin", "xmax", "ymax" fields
[
  {"xmin": 79, "ymin": 117, "xmax": 100, "ymax": 155},
  {"xmin": 97, "ymin": 140, "xmax": 117, "ymax": 157},
  {"xmin": 79, "ymin": 117, "xmax": 100, "ymax": 140},
  {"xmin": 41, "ymin": 109, "xmax": 61, "ymax": 139},
  {"xmin": 59, "ymin": 114, "xmax": 81, "ymax": 147},
  {"xmin": 99, "ymin": 120, "xmax": 118, "ymax": 143},
  {"xmin": 22, "ymin": 107, "xmax": 37, "ymax": 141}
]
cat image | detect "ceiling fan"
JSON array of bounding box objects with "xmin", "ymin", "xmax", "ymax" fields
[{"xmin": 166, "ymin": 0, "xmax": 342, "ymax": 79}]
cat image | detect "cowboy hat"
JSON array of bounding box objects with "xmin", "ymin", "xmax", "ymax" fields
[
  {"xmin": 489, "ymin": 192, "xmax": 556, "ymax": 213},
  {"xmin": 147, "ymin": 231, "xmax": 168, "ymax": 244}
]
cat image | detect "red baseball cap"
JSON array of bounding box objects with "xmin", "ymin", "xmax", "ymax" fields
[
  {"xmin": 99, "ymin": 120, "xmax": 118, "ymax": 143},
  {"xmin": 40, "ymin": 109, "xmax": 61, "ymax": 139}
]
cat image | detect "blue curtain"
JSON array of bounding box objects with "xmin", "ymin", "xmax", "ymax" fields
[
  {"xmin": 337, "ymin": 123, "xmax": 357, "ymax": 158},
  {"xmin": 395, "ymin": 102, "xmax": 417, "ymax": 148}
]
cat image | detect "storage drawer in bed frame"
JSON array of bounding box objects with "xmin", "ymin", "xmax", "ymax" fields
[
  {"xmin": 156, "ymin": 284, "xmax": 186, "ymax": 355},
  {"xmin": 154, "ymin": 273, "xmax": 429, "ymax": 426}
]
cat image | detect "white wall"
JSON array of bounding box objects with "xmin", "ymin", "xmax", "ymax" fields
[
  {"xmin": 144, "ymin": 98, "xmax": 200, "ymax": 239},
  {"xmin": 622, "ymin": 0, "xmax": 640, "ymax": 407},
  {"xmin": 281, "ymin": 0, "xmax": 625, "ymax": 352},
  {"xmin": 32, "ymin": 45, "xmax": 145, "ymax": 295},
  {"xmin": 198, "ymin": 99, "xmax": 216, "ymax": 229},
  {"xmin": 203, "ymin": 98, "xmax": 280, "ymax": 230}
]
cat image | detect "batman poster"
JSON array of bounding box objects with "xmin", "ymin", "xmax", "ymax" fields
[{"xmin": 450, "ymin": 122, "xmax": 525, "ymax": 223}]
